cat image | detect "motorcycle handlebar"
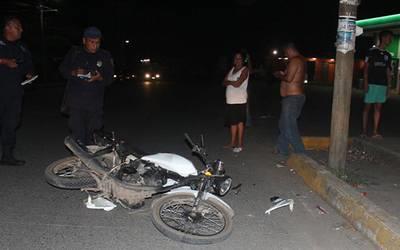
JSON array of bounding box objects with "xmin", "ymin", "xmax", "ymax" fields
[
  {"xmin": 184, "ymin": 133, "xmax": 196, "ymax": 149},
  {"xmin": 184, "ymin": 133, "xmax": 209, "ymax": 167}
]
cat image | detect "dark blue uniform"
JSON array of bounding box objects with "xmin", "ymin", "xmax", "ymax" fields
[
  {"xmin": 59, "ymin": 46, "xmax": 113, "ymax": 144},
  {"xmin": 0, "ymin": 38, "xmax": 33, "ymax": 152}
]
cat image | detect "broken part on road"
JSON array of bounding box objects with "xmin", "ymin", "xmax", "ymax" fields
[{"xmin": 265, "ymin": 197, "xmax": 294, "ymax": 215}]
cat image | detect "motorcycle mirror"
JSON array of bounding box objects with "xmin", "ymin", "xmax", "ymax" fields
[{"xmin": 200, "ymin": 134, "xmax": 205, "ymax": 148}]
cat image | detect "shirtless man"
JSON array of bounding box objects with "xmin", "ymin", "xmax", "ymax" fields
[{"xmin": 273, "ymin": 43, "xmax": 306, "ymax": 156}]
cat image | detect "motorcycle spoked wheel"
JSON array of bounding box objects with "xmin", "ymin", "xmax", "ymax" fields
[
  {"xmin": 44, "ymin": 156, "xmax": 97, "ymax": 189},
  {"xmin": 151, "ymin": 193, "xmax": 233, "ymax": 244}
]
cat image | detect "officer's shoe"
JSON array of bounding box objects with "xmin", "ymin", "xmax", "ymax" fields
[{"xmin": 0, "ymin": 156, "xmax": 26, "ymax": 166}]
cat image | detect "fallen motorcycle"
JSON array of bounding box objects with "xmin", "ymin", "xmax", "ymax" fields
[{"xmin": 45, "ymin": 132, "xmax": 234, "ymax": 244}]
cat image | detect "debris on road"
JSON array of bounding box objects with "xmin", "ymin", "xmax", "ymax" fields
[
  {"xmin": 316, "ymin": 205, "xmax": 328, "ymax": 215},
  {"xmin": 276, "ymin": 163, "xmax": 286, "ymax": 168},
  {"xmin": 347, "ymin": 146, "xmax": 375, "ymax": 162},
  {"xmin": 265, "ymin": 196, "xmax": 294, "ymax": 215},
  {"xmin": 232, "ymin": 183, "xmax": 242, "ymax": 195},
  {"xmin": 85, "ymin": 195, "xmax": 117, "ymax": 211}
]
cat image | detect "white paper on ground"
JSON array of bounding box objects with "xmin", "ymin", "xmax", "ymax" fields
[{"xmin": 85, "ymin": 195, "xmax": 117, "ymax": 211}]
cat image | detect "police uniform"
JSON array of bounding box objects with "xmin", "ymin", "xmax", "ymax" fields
[
  {"xmin": 0, "ymin": 38, "xmax": 33, "ymax": 162},
  {"xmin": 59, "ymin": 46, "xmax": 114, "ymax": 144}
]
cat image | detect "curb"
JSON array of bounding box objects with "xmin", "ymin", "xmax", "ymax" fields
[
  {"xmin": 287, "ymin": 154, "xmax": 400, "ymax": 249},
  {"xmin": 302, "ymin": 136, "xmax": 352, "ymax": 151}
]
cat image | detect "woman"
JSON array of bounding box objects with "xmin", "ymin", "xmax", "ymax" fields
[{"xmin": 223, "ymin": 51, "xmax": 250, "ymax": 153}]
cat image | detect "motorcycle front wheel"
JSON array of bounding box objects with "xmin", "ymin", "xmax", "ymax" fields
[
  {"xmin": 151, "ymin": 193, "xmax": 233, "ymax": 244},
  {"xmin": 44, "ymin": 156, "xmax": 97, "ymax": 189}
]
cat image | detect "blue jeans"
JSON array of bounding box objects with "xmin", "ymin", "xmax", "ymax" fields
[{"xmin": 277, "ymin": 95, "xmax": 306, "ymax": 155}]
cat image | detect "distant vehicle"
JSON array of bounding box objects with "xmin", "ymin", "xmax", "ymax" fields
[
  {"xmin": 136, "ymin": 60, "xmax": 162, "ymax": 82},
  {"xmin": 113, "ymin": 70, "xmax": 136, "ymax": 81},
  {"xmin": 113, "ymin": 59, "xmax": 163, "ymax": 83}
]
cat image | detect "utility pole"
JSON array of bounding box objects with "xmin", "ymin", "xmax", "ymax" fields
[{"xmin": 328, "ymin": 0, "xmax": 361, "ymax": 173}]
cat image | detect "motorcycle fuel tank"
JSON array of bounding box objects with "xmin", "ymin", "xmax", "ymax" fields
[{"xmin": 141, "ymin": 153, "xmax": 197, "ymax": 177}]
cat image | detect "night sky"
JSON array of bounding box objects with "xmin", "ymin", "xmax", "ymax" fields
[{"xmin": 1, "ymin": 0, "xmax": 400, "ymax": 78}]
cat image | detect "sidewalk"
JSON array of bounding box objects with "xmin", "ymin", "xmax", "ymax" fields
[
  {"xmin": 350, "ymin": 137, "xmax": 400, "ymax": 218},
  {"xmin": 303, "ymin": 136, "xmax": 400, "ymax": 248}
]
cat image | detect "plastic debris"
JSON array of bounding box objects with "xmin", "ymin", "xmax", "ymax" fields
[
  {"xmin": 85, "ymin": 195, "xmax": 117, "ymax": 211},
  {"xmin": 276, "ymin": 163, "xmax": 286, "ymax": 168},
  {"xmin": 316, "ymin": 205, "xmax": 328, "ymax": 215},
  {"xmin": 265, "ymin": 196, "xmax": 294, "ymax": 215}
]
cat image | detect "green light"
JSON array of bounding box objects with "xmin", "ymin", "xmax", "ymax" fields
[{"xmin": 356, "ymin": 14, "xmax": 400, "ymax": 29}]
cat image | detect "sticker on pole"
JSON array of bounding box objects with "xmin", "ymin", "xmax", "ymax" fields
[
  {"xmin": 339, "ymin": 0, "xmax": 360, "ymax": 5},
  {"xmin": 336, "ymin": 17, "xmax": 356, "ymax": 54}
]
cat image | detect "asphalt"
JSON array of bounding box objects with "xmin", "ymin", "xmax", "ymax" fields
[{"xmin": 0, "ymin": 80, "xmax": 376, "ymax": 250}]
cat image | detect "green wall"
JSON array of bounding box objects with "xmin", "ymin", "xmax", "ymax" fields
[{"xmin": 387, "ymin": 35, "xmax": 399, "ymax": 58}]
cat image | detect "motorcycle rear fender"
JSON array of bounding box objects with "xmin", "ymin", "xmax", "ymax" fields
[{"xmin": 165, "ymin": 187, "xmax": 234, "ymax": 217}]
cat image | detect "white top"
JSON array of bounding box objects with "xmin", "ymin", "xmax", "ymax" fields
[{"xmin": 225, "ymin": 67, "xmax": 249, "ymax": 104}]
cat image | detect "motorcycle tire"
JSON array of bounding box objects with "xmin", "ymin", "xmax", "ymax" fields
[
  {"xmin": 45, "ymin": 156, "xmax": 97, "ymax": 189},
  {"xmin": 151, "ymin": 193, "xmax": 233, "ymax": 244}
]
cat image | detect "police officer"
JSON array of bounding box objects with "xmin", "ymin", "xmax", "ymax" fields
[
  {"xmin": 59, "ymin": 27, "xmax": 114, "ymax": 145},
  {"xmin": 0, "ymin": 17, "xmax": 33, "ymax": 166}
]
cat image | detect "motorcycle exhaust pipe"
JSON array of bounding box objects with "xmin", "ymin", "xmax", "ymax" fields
[{"xmin": 64, "ymin": 136, "xmax": 108, "ymax": 176}]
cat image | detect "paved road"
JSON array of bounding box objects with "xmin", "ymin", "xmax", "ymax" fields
[{"xmin": 0, "ymin": 80, "xmax": 376, "ymax": 249}]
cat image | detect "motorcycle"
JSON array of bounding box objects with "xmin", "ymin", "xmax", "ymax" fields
[{"xmin": 44, "ymin": 132, "xmax": 234, "ymax": 244}]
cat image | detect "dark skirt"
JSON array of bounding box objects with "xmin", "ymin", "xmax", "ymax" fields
[{"xmin": 225, "ymin": 103, "xmax": 247, "ymax": 126}]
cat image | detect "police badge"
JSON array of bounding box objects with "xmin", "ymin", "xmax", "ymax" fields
[{"xmin": 97, "ymin": 60, "xmax": 103, "ymax": 67}]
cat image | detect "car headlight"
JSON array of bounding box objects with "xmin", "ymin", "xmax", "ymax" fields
[
  {"xmin": 156, "ymin": 74, "xmax": 160, "ymax": 78},
  {"xmin": 145, "ymin": 73, "xmax": 150, "ymax": 79},
  {"xmin": 214, "ymin": 177, "xmax": 232, "ymax": 196}
]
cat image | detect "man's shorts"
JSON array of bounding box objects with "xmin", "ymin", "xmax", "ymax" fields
[{"xmin": 364, "ymin": 84, "xmax": 387, "ymax": 104}]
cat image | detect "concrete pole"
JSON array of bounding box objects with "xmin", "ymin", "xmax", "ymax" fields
[{"xmin": 328, "ymin": 0, "xmax": 360, "ymax": 173}]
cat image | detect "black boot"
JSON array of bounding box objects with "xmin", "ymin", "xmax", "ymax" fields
[{"xmin": 0, "ymin": 147, "xmax": 25, "ymax": 166}]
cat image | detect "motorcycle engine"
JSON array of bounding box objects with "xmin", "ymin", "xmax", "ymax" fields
[{"xmin": 117, "ymin": 159, "xmax": 167, "ymax": 187}]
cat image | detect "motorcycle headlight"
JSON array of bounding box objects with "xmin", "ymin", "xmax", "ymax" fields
[{"xmin": 215, "ymin": 177, "xmax": 232, "ymax": 196}]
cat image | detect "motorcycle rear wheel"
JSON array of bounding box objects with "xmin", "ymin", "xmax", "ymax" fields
[
  {"xmin": 151, "ymin": 193, "xmax": 233, "ymax": 244},
  {"xmin": 45, "ymin": 156, "xmax": 96, "ymax": 189}
]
